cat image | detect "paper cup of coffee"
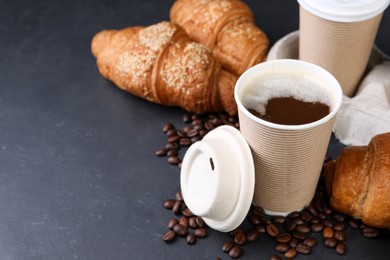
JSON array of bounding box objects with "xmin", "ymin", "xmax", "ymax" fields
[
  {"xmin": 234, "ymin": 59, "xmax": 342, "ymax": 215},
  {"xmin": 298, "ymin": 0, "xmax": 390, "ymax": 97}
]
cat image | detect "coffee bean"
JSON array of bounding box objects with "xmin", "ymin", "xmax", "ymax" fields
[
  {"xmin": 166, "ymin": 149, "xmax": 178, "ymax": 157},
  {"xmin": 362, "ymin": 226, "xmax": 380, "ymax": 238},
  {"xmin": 234, "ymin": 230, "xmax": 246, "ymax": 245},
  {"xmin": 162, "ymin": 230, "xmax": 176, "ymax": 242},
  {"xmin": 246, "ymin": 229, "xmax": 259, "ymax": 242},
  {"xmin": 179, "ymin": 216, "xmax": 189, "ymax": 228},
  {"xmin": 335, "ymin": 242, "xmax": 347, "ymax": 255},
  {"xmin": 303, "ymin": 237, "xmax": 317, "ymax": 248},
  {"xmin": 163, "ymin": 123, "xmax": 174, "ymax": 133},
  {"xmin": 186, "ymin": 233, "xmax": 197, "ymax": 245},
  {"xmin": 318, "ymin": 213, "xmax": 327, "ymax": 220},
  {"xmin": 168, "ymin": 156, "xmax": 181, "ymax": 165},
  {"xmin": 182, "ymin": 208, "xmax": 193, "ymax": 217},
  {"xmin": 272, "ymin": 216, "xmax": 286, "ymax": 224},
  {"xmin": 195, "ymin": 216, "xmax": 205, "ymax": 228},
  {"xmin": 253, "ymin": 206, "xmax": 265, "ymax": 216},
  {"xmin": 296, "ymin": 243, "xmax": 311, "ymax": 254},
  {"xmin": 155, "ymin": 148, "xmax": 167, "ymax": 157},
  {"xmin": 286, "ymin": 221, "xmax": 297, "ymax": 232},
  {"xmin": 194, "ymin": 228, "xmax": 207, "ymax": 238},
  {"xmin": 321, "ymin": 219, "xmax": 334, "ymax": 228},
  {"xmin": 168, "ymin": 135, "xmax": 181, "ymax": 143},
  {"xmin": 307, "ymin": 204, "xmax": 318, "ymax": 217},
  {"xmin": 292, "ymin": 231, "xmax": 306, "ymax": 240},
  {"xmin": 293, "ymin": 218, "xmax": 305, "ymax": 225},
  {"xmin": 166, "ymin": 128, "xmax": 177, "ymax": 137},
  {"xmin": 284, "ymin": 248, "xmax": 297, "ymax": 259},
  {"xmin": 189, "ymin": 217, "xmax": 197, "ymax": 229},
  {"xmin": 322, "ymin": 227, "xmax": 334, "ymax": 238},
  {"xmin": 266, "ymin": 224, "xmax": 280, "ymax": 237},
  {"xmin": 301, "ymin": 211, "xmax": 313, "ymax": 222},
  {"xmin": 166, "ymin": 142, "xmax": 180, "ymax": 150},
  {"xmin": 256, "ymin": 224, "xmax": 266, "ymax": 233},
  {"xmin": 182, "ymin": 113, "xmax": 191, "ymax": 123},
  {"xmin": 334, "ymin": 223, "xmax": 346, "ymax": 231},
  {"xmin": 311, "ymin": 217, "xmax": 320, "ymax": 224},
  {"xmin": 275, "ymin": 243, "xmax": 290, "ymax": 253},
  {"xmin": 186, "ymin": 128, "xmax": 198, "ymax": 138},
  {"xmin": 249, "ymin": 213, "xmax": 261, "ymax": 225},
  {"xmin": 296, "ymin": 224, "xmax": 311, "ymax": 233},
  {"xmin": 270, "ymin": 254, "xmax": 283, "ymax": 260},
  {"xmin": 323, "ymin": 238, "xmax": 337, "ymax": 248},
  {"xmin": 172, "ymin": 200, "xmax": 181, "ymax": 215},
  {"xmin": 163, "ymin": 199, "xmax": 176, "ymax": 209},
  {"xmin": 288, "ymin": 211, "xmax": 301, "ymax": 219},
  {"xmin": 332, "ymin": 212, "xmax": 346, "ymax": 223},
  {"xmin": 276, "ymin": 233, "xmax": 292, "ymax": 243},
  {"xmin": 179, "ymin": 137, "xmax": 191, "ymax": 146},
  {"xmin": 289, "ymin": 238, "xmax": 299, "ymax": 248},
  {"xmin": 167, "ymin": 218, "xmax": 179, "ymax": 230},
  {"xmin": 311, "ymin": 223, "xmax": 324, "ymax": 232},
  {"xmin": 334, "ymin": 230, "xmax": 346, "ymax": 241},
  {"xmin": 229, "ymin": 245, "xmax": 243, "ymax": 259},
  {"xmin": 173, "ymin": 224, "xmax": 187, "ymax": 237},
  {"xmin": 348, "ymin": 219, "xmax": 360, "ymax": 229},
  {"xmin": 222, "ymin": 241, "xmax": 234, "ymax": 253}
]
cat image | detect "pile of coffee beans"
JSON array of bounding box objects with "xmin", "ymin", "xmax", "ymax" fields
[{"xmin": 157, "ymin": 112, "xmax": 385, "ymax": 259}]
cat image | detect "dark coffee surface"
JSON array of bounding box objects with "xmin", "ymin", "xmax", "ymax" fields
[{"xmin": 249, "ymin": 96, "xmax": 330, "ymax": 125}]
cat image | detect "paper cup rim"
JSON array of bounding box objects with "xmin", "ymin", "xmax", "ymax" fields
[
  {"xmin": 298, "ymin": 0, "xmax": 390, "ymax": 22},
  {"xmin": 234, "ymin": 59, "xmax": 343, "ymax": 131}
]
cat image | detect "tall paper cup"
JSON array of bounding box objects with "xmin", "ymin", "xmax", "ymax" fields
[
  {"xmin": 234, "ymin": 59, "xmax": 343, "ymax": 215},
  {"xmin": 298, "ymin": 0, "xmax": 390, "ymax": 97}
]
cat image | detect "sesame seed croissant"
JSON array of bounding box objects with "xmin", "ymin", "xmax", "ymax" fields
[
  {"xmin": 170, "ymin": 0, "xmax": 269, "ymax": 76},
  {"xmin": 91, "ymin": 21, "xmax": 238, "ymax": 115}
]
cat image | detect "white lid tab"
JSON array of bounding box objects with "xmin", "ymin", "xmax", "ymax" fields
[{"xmin": 180, "ymin": 126, "xmax": 255, "ymax": 232}]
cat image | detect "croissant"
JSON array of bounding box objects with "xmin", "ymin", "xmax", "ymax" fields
[
  {"xmin": 325, "ymin": 132, "xmax": 390, "ymax": 229},
  {"xmin": 170, "ymin": 0, "xmax": 269, "ymax": 75},
  {"xmin": 91, "ymin": 21, "xmax": 238, "ymax": 115}
]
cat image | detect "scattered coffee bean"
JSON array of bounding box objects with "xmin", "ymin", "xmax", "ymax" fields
[
  {"xmin": 186, "ymin": 233, "xmax": 196, "ymax": 245},
  {"xmin": 276, "ymin": 233, "xmax": 292, "ymax": 243},
  {"xmin": 246, "ymin": 229, "xmax": 259, "ymax": 242},
  {"xmin": 334, "ymin": 230, "xmax": 346, "ymax": 241},
  {"xmin": 266, "ymin": 224, "xmax": 280, "ymax": 237},
  {"xmin": 335, "ymin": 242, "xmax": 347, "ymax": 255},
  {"xmin": 179, "ymin": 216, "xmax": 189, "ymax": 228},
  {"xmin": 195, "ymin": 216, "xmax": 205, "ymax": 228},
  {"xmin": 275, "ymin": 243, "xmax": 290, "ymax": 253},
  {"xmin": 272, "ymin": 216, "xmax": 286, "ymax": 224},
  {"xmin": 155, "ymin": 148, "xmax": 167, "ymax": 157},
  {"xmin": 333, "ymin": 223, "xmax": 346, "ymax": 231},
  {"xmin": 292, "ymin": 231, "xmax": 306, "ymax": 240},
  {"xmin": 194, "ymin": 228, "xmax": 207, "ymax": 238},
  {"xmin": 303, "ymin": 237, "xmax": 317, "ymax": 248},
  {"xmin": 168, "ymin": 218, "xmax": 179, "ymax": 230},
  {"xmin": 256, "ymin": 224, "xmax": 266, "ymax": 233},
  {"xmin": 322, "ymin": 227, "xmax": 334, "ymax": 238},
  {"xmin": 229, "ymin": 245, "xmax": 243, "ymax": 259},
  {"xmin": 163, "ymin": 123, "xmax": 174, "ymax": 133},
  {"xmin": 270, "ymin": 254, "xmax": 283, "ymax": 260},
  {"xmin": 163, "ymin": 230, "xmax": 176, "ymax": 242},
  {"xmin": 284, "ymin": 248, "xmax": 297, "ymax": 259},
  {"xmin": 296, "ymin": 224, "xmax": 311, "ymax": 233},
  {"xmin": 323, "ymin": 238, "xmax": 337, "ymax": 248},
  {"xmin": 362, "ymin": 227, "xmax": 380, "ymax": 238},
  {"xmin": 172, "ymin": 200, "xmax": 181, "ymax": 215},
  {"xmin": 311, "ymin": 223, "xmax": 324, "ymax": 232},
  {"xmin": 182, "ymin": 208, "xmax": 193, "ymax": 217},
  {"xmin": 296, "ymin": 243, "xmax": 311, "ymax": 254},
  {"xmin": 173, "ymin": 224, "xmax": 187, "ymax": 237},
  {"xmin": 234, "ymin": 230, "xmax": 246, "ymax": 245},
  {"xmin": 163, "ymin": 199, "xmax": 176, "ymax": 209},
  {"xmin": 289, "ymin": 238, "xmax": 299, "ymax": 248},
  {"xmin": 348, "ymin": 219, "xmax": 360, "ymax": 229},
  {"xmin": 222, "ymin": 241, "xmax": 234, "ymax": 253}
]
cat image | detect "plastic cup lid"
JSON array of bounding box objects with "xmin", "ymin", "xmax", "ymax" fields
[
  {"xmin": 298, "ymin": 0, "xmax": 390, "ymax": 22},
  {"xmin": 180, "ymin": 125, "xmax": 255, "ymax": 232}
]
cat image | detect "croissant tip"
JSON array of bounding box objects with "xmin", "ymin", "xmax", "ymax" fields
[{"xmin": 91, "ymin": 30, "xmax": 114, "ymax": 58}]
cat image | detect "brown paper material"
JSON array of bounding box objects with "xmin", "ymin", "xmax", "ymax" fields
[{"xmin": 299, "ymin": 6, "xmax": 382, "ymax": 97}]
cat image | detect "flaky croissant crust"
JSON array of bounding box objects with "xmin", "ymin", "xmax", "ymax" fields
[{"xmin": 326, "ymin": 132, "xmax": 390, "ymax": 229}]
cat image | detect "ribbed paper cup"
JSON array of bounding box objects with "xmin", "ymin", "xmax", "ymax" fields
[
  {"xmin": 298, "ymin": 0, "xmax": 389, "ymax": 97},
  {"xmin": 234, "ymin": 59, "xmax": 342, "ymax": 215}
]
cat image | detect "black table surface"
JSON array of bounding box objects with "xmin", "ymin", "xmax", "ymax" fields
[{"xmin": 1, "ymin": 0, "xmax": 389, "ymax": 259}]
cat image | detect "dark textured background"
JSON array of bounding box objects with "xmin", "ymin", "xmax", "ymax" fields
[{"xmin": 0, "ymin": 0, "xmax": 389, "ymax": 259}]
